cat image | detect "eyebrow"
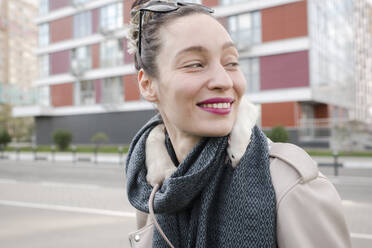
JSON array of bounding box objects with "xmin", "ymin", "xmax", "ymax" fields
[
  {"xmin": 175, "ymin": 42, "xmax": 238, "ymax": 58},
  {"xmin": 222, "ymin": 41, "xmax": 237, "ymax": 50},
  {"xmin": 175, "ymin": 46, "xmax": 208, "ymax": 58}
]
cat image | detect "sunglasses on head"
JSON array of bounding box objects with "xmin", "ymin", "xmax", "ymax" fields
[{"xmin": 132, "ymin": 0, "xmax": 214, "ymax": 57}]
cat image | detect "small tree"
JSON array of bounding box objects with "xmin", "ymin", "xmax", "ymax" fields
[
  {"xmin": 268, "ymin": 125, "xmax": 289, "ymax": 143},
  {"xmin": 91, "ymin": 132, "xmax": 109, "ymax": 152},
  {"xmin": 53, "ymin": 129, "xmax": 72, "ymax": 151},
  {"xmin": 0, "ymin": 129, "xmax": 11, "ymax": 150}
]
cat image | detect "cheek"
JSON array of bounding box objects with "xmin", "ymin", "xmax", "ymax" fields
[{"xmin": 233, "ymin": 72, "xmax": 247, "ymax": 97}]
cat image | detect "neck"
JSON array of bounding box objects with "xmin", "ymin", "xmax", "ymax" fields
[{"xmin": 163, "ymin": 121, "xmax": 201, "ymax": 163}]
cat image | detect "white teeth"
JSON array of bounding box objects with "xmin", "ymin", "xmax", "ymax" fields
[{"xmin": 200, "ymin": 103, "xmax": 231, "ymax": 109}]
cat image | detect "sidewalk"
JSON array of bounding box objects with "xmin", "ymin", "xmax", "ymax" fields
[
  {"xmin": 0, "ymin": 151, "xmax": 126, "ymax": 164},
  {"xmin": 1, "ymin": 151, "xmax": 372, "ymax": 168},
  {"xmin": 312, "ymin": 156, "xmax": 372, "ymax": 169}
]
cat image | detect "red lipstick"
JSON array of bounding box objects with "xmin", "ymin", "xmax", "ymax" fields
[{"xmin": 197, "ymin": 97, "xmax": 234, "ymax": 115}]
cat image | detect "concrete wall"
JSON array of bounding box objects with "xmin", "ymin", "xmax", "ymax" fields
[{"xmin": 35, "ymin": 110, "xmax": 156, "ymax": 145}]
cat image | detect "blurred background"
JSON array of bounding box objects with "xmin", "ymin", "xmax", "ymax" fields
[{"xmin": 0, "ymin": 0, "xmax": 372, "ymax": 247}]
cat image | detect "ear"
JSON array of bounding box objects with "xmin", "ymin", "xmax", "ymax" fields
[{"xmin": 138, "ymin": 69, "xmax": 158, "ymax": 102}]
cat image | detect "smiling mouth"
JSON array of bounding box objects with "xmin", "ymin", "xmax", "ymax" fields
[
  {"xmin": 196, "ymin": 98, "xmax": 234, "ymax": 115},
  {"xmin": 198, "ymin": 102, "xmax": 232, "ymax": 109}
]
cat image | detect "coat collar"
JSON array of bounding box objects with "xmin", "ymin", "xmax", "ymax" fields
[{"xmin": 145, "ymin": 96, "xmax": 259, "ymax": 186}]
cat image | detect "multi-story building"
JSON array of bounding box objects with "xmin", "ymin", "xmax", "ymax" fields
[
  {"xmin": 12, "ymin": 0, "xmax": 366, "ymax": 147},
  {"xmin": 354, "ymin": 0, "xmax": 372, "ymax": 124},
  {"xmin": 0, "ymin": 0, "xmax": 38, "ymax": 89}
]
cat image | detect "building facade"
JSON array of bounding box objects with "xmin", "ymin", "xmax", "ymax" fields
[
  {"xmin": 0, "ymin": 0, "xmax": 38, "ymax": 104},
  {"xmin": 354, "ymin": 0, "xmax": 372, "ymax": 124},
  {"xmin": 12, "ymin": 0, "xmax": 368, "ymax": 146}
]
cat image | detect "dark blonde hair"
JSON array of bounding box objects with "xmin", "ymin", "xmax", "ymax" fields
[{"xmin": 128, "ymin": 0, "xmax": 213, "ymax": 78}]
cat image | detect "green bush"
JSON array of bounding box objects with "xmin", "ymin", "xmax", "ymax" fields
[
  {"xmin": 53, "ymin": 129, "xmax": 72, "ymax": 151},
  {"xmin": 91, "ymin": 132, "xmax": 109, "ymax": 152},
  {"xmin": 90, "ymin": 132, "xmax": 109, "ymax": 145},
  {"xmin": 267, "ymin": 125, "xmax": 289, "ymax": 143},
  {"xmin": 0, "ymin": 129, "xmax": 11, "ymax": 150}
]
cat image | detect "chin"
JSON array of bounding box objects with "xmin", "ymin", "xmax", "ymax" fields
[{"xmin": 198, "ymin": 124, "xmax": 233, "ymax": 137}]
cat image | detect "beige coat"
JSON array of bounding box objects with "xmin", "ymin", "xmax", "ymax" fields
[
  {"xmin": 269, "ymin": 141, "xmax": 351, "ymax": 248},
  {"xmin": 140, "ymin": 96, "xmax": 352, "ymax": 247}
]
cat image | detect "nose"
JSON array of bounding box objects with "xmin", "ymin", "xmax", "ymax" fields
[{"xmin": 207, "ymin": 62, "xmax": 234, "ymax": 90}]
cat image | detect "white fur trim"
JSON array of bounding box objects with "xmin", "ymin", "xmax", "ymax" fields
[
  {"xmin": 145, "ymin": 96, "xmax": 258, "ymax": 185},
  {"xmin": 145, "ymin": 124, "xmax": 177, "ymax": 186},
  {"xmin": 227, "ymin": 96, "xmax": 258, "ymax": 168}
]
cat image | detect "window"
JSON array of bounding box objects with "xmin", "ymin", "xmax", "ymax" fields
[
  {"xmin": 73, "ymin": 0, "xmax": 89, "ymax": 4},
  {"xmin": 39, "ymin": 0, "xmax": 49, "ymax": 15},
  {"xmin": 39, "ymin": 55, "xmax": 49, "ymax": 78},
  {"xmin": 74, "ymin": 11, "xmax": 92, "ymax": 38},
  {"xmin": 38, "ymin": 85, "xmax": 50, "ymax": 106},
  {"xmin": 80, "ymin": 80, "xmax": 95, "ymax": 105},
  {"xmin": 71, "ymin": 46, "xmax": 91, "ymax": 71},
  {"xmin": 228, "ymin": 12, "xmax": 261, "ymax": 49},
  {"xmin": 38, "ymin": 23, "xmax": 49, "ymax": 46},
  {"xmin": 100, "ymin": 3, "xmax": 123, "ymax": 31},
  {"xmin": 100, "ymin": 39, "xmax": 124, "ymax": 67},
  {"xmin": 239, "ymin": 57, "xmax": 260, "ymax": 93},
  {"xmin": 101, "ymin": 77, "xmax": 123, "ymax": 104}
]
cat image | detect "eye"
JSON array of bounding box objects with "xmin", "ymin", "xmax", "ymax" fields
[
  {"xmin": 225, "ymin": 62, "xmax": 239, "ymax": 69},
  {"xmin": 184, "ymin": 63, "xmax": 203, "ymax": 68}
]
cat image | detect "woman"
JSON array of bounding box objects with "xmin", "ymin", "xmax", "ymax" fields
[{"xmin": 126, "ymin": 0, "xmax": 351, "ymax": 247}]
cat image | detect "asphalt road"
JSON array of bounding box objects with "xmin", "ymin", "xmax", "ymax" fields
[{"xmin": 0, "ymin": 160, "xmax": 371, "ymax": 247}]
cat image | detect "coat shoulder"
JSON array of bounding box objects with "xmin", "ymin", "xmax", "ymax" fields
[{"xmin": 269, "ymin": 142, "xmax": 318, "ymax": 183}]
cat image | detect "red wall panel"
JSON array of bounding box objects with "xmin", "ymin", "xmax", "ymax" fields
[
  {"xmin": 262, "ymin": 1, "xmax": 308, "ymax": 42},
  {"xmin": 261, "ymin": 102, "xmax": 300, "ymax": 128},
  {"xmin": 260, "ymin": 50, "xmax": 309, "ymax": 90},
  {"xmin": 49, "ymin": 0, "xmax": 70, "ymax": 11},
  {"xmin": 92, "ymin": 43, "xmax": 100, "ymax": 69},
  {"xmin": 92, "ymin": 8, "xmax": 99, "ymax": 33},
  {"xmin": 51, "ymin": 83, "xmax": 73, "ymax": 107},
  {"xmin": 50, "ymin": 16, "xmax": 72, "ymax": 43},
  {"xmin": 124, "ymin": 0, "xmax": 131, "ymax": 24},
  {"xmin": 124, "ymin": 74, "xmax": 140, "ymax": 101},
  {"xmin": 203, "ymin": 0, "xmax": 219, "ymax": 7},
  {"xmin": 50, "ymin": 50, "xmax": 70, "ymax": 75},
  {"xmin": 95, "ymin": 79, "xmax": 102, "ymax": 104}
]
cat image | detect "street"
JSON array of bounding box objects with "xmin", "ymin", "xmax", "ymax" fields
[{"xmin": 0, "ymin": 160, "xmax": 372, "ymax": 247}]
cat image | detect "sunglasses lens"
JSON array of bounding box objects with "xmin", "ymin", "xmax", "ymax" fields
[{"xmin": 145, "ymin": 5, "xmax": 178, "ymax": 12}]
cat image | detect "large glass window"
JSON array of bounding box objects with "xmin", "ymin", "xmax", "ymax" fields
[
  {"xmin": 101, "ymin": 77, "xmax": 123, "ymax": 104},
  {"xmin": 74, "ymin": 11, "xmax": 92, "ymax": 38},
  {"xmin": 38, "ymin": 23, "xmax": 49, "ymax": 46},
  {"xmin": 73, "ymin": 0, "xmax": 90, "ymax": 4},
  {"xmin": 38, "ymin": 85, "xmax": 50, "ymax": 106},
  {"xmin": 80, "ymin": 80, "xmax": 95, "ymax": 105},
  {"xmin": 100, "ymin": 3, "xmax": 123, "ymax": 31},
  {"xmin": 228, "ymin": 12, "xmax": 261, "ymax": 49},
  {"xmin": 71, "ymin": 46, "xmax": 91, "ymax": 71},
  {"xmin": 100, "ymin": 39, "xmax": 124, "ymax": 67},
  {"xmin": 39, "ymin": 0, "xmax": 49, "ymax": 15},
  {"xmin": 39, "ymin": 54, "xmax": 49, "ymax": 78},
  {"xmin": 239, "ymin": 57, "xmax": 260, "ymax": 93}
]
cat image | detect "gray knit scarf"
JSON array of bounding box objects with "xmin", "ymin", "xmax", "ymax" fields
[{"xmin": 126, "ymin": 115, "xmax": 277, "ymax": 247}]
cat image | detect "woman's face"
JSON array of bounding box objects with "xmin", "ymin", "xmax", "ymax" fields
[{"xmin": 147, "ymin": 13, "xmax": 246, "ymax": 137}]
